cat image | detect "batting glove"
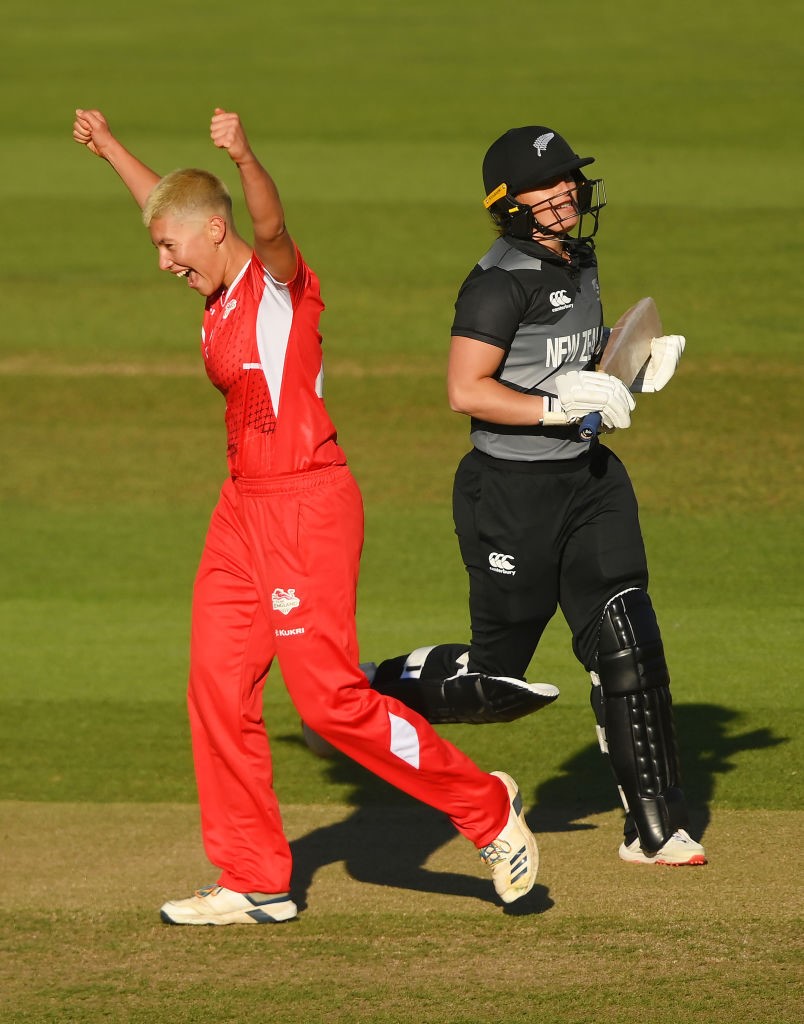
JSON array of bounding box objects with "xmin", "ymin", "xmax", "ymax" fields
[
  {"xmin": 554, "ymin": 370, "xmax": 635, "ymax": 430},
  {"xmin": 631, "ymin": 334, "xmax": 685, "ymax": 393}
]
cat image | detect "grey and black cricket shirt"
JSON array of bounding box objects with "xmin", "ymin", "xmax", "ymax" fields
[{"xmin": 451, "ymin": 235, "xmax": 604, "ymax": 462}]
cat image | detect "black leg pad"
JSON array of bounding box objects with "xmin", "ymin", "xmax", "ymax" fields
[{"xmin": 596, "ymin": 590, "xmax": 689, "ymax": 854}]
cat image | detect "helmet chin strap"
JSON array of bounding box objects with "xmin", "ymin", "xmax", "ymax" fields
[{"xmin": 532, "ymin": 211, "xmax": 576, "ymax": 241}]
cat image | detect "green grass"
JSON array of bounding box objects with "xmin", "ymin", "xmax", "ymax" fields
[{"xmin": 1, "ymin": 0, "xmax": 802, "ymax": 1021}]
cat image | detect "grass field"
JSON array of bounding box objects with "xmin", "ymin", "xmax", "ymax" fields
[{"xmin": 2, "ymin": 1, "xmax": 802, "ymax": 1022}]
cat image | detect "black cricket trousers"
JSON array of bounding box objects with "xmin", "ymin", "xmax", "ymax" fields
[{"xmin": 452, "ymin": 444, "xmax": 649, "ymax": 675}]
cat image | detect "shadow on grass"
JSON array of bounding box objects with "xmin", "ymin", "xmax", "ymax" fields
[
  {"xmin": 284, "ymin": 702, "xmax": 786, "ymax": 910},
  {"xmin": 530, "ymin": 703, "xmax": 788, "ymax": 841},
  {"xmin": 286, "ymin": 756, "xmax": 553, "ymax": 915}
]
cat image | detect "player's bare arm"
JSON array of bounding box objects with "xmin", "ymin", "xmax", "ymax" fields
[
  {"xmin": 210, "ymin": 108, "xmax": 297, "ymax": 283},
  {"xmin": 448, "ymin": 335, "xmax": 548, "ymax": 425},
  {"xmin": 449, "ymin": 335, "xmax": 633, "ymax": 431},
  {"xmin": 73, "ymin": 109, "xmax": 160, "ymax": 210}
]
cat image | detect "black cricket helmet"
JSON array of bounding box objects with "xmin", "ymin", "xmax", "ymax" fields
[{"xmin": 482, "ymin": 126, "xmax": 606, "ymax": 243}]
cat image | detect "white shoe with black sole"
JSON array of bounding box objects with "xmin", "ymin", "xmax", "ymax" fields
[{"xmin": 160, "ymin": 885, "xmax": 298, "ymax": 925}]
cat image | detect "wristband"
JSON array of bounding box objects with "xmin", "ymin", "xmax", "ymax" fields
[{"xmin": 540, "ymin": 395, "xmax": 568, "ymax": 426}]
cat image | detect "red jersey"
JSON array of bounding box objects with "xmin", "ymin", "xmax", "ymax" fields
[{"xmin": 201, "ymin": 249, "xmax": 346, "ymax": 478}]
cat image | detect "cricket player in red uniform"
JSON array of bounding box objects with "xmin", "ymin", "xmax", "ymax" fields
[{"xmin": 72, "ymin": 107, "xmax": 538, "ymax": 922}]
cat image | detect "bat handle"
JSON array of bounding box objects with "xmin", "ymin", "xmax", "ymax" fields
[{"xmin": 578, "ymin": 411, "xmax": 602, "ymax": 440}]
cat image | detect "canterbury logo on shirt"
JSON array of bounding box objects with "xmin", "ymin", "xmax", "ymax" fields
[{"xmin": 549, "ymin": 289, "xmax": 573, "ymax": 311}]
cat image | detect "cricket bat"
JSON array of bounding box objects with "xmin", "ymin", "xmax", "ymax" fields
[{"xmin": 578, "ymin": 296, "xmax": 662, "ymax": 440}]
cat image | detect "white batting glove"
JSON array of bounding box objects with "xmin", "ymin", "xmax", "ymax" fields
[
  {"xmin": 554, "ymin": 370, "xmax": 635, "ymax": 430},
  {"xmin": 631, "ymin": 334, "xmax": 685, "ymax": 393}
]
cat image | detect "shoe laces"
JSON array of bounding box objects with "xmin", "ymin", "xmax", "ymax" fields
[
  {"xmin": 194, "ymin": 884, "xmax": 221, "ymax": 898},
  {"xmin": 479, "ymin": 839, "xmax": 513, "ymax": 865}
]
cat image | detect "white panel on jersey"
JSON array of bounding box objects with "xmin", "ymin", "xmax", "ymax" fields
[
  {"xmin": 388, "ymin": 712, "xmax": 420, "ymax": 769},
  {"xmin": 256, "ymin": 273, "xmax": 294, "ymax": 415}
]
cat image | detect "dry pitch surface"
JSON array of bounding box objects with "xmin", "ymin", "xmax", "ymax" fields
[{"xmin": 2, "ymin": 802, "xmax": 800, "ymax": 1024}]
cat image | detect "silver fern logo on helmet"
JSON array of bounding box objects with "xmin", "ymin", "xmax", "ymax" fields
[{"xmin": 533, "ymin": 132, "xmax": 555, "ymax": 156}]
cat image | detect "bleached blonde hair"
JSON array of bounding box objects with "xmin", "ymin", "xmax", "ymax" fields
[{"xmin": 142, "ymin": 168, "xmax": 233, "ymax": 227}]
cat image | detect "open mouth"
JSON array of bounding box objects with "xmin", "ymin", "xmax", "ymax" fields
[
  {"xmin": 535, "ymin": 196, "xmax": 576, "ymax": 218},
  {"xmin": 546, "ymin": 202, "xmax": 578, "ymax": 224}
]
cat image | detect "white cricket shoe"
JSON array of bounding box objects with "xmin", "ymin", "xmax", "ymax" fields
[
  {"xmin": 479, "ymin": 771, "xmax": 539, "ymax": 903},
  {"xmin": 619, "ymin": 829, "xmax": 707, "ymax": 866},
  {"xmin": 160, "ymin": 885, "xmax": 298, "ymax": 925}
]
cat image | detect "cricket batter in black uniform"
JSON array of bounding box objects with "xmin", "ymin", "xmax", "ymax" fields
[{"xmin": 358, "ymin": 126, "xmax": 706, "ymax": 867}]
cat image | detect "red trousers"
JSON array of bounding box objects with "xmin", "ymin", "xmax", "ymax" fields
[{"xmin": 188, "ymin": 465, "xmax": 508, "ymax": 893}]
